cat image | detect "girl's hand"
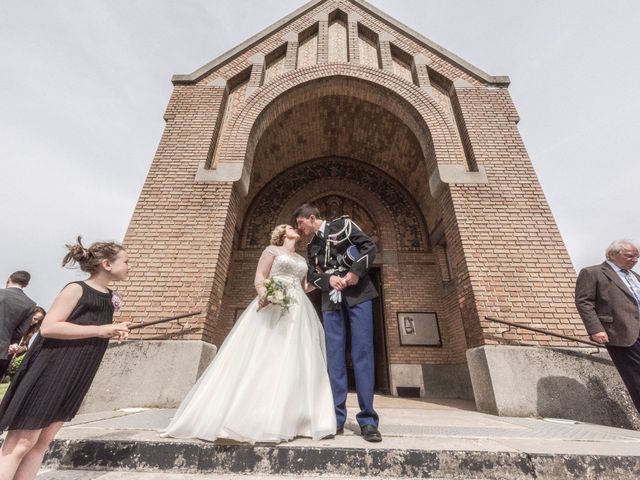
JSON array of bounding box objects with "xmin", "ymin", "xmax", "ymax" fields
[{"xmin": 98, "ymin": 322, "xmax": 131, "ymax": 342}]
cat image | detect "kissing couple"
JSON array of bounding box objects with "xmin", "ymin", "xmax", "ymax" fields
[{"xmin": 162, "ymin": 203, "xmax": 381, "ymax": 443}]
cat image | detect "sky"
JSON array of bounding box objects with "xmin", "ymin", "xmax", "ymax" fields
[{"xmin": 1, "ymin": 0, "xmax": 639, "ymax": 308}]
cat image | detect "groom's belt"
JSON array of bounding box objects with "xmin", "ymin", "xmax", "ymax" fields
[{"xmin": 324, "ymin": 266, "xmax": 348, "ymax": 275}]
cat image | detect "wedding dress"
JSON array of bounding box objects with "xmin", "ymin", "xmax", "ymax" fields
[{"xmin": 161, "ymin": 245, "xmax": 336, "ymax": 443}]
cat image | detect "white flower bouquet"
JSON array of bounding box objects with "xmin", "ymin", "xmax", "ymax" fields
[{"xmin": 262, "ymin": 277, "xmax": 294, "ymax": 316}]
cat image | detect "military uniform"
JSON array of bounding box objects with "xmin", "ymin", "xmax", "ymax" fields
[
  {"xmin": 305, "ymin": 216, "xmax": 379, "ymax": 430},
  {"xmin": 306, "ymin": 216, "xmax": 378, "ymax": 311}
]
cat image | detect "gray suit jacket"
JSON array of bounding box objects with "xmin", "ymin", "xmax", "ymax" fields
[
  {"xmin": 575, "ymin": 262, "xmax": 640, "ymax": 347},
  {"xmin": 0, "ymin": 287, "xmax": 36, "ymax": 360}
]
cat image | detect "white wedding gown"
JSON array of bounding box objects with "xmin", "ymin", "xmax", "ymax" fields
[{"xmin": 161, "ymin": 246, "xmax": 336, "ymax": 443}]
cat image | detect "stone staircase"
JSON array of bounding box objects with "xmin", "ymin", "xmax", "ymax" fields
[{"xmin": 34, "ymin": 395, "xmax": 640, "ymax": 479}]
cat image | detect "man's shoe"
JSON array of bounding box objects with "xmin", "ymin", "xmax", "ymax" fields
[
  {"xmin": 360, "ymin": 424, "xmax": 382, "ymax": 442},
  {"xmin": 336, "ymin": 426, "xmax": 344, "ymax": 435}
]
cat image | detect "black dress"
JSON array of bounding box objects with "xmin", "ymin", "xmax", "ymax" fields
[{"xmin": 0, "ymin": 281, "xmax": 113, "ymax": 431}]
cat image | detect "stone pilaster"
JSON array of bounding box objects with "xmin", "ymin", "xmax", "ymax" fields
[
  {"xmin": 347, "ymin": 13, "xmax": 362, "ymax": 64},
  {"xmin": 245, "ymin": 53, "xmax": 265, "ymax": 98},
  {"xmin": 378, "ymin": 31, "xmax": 395, "ymax": 72},
  {"xmin": 316, "ymin": 12, "xmax": 329, "ymax": 64},
  {"xmin": 411, "ymin": 53, "xmax": 431, "ymax": 91},
  {"xmin": 282, "ymin": 32, "xmax": 299, "ymax": 71}
]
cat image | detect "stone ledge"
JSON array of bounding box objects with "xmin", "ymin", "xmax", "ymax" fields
[
  {"xmin": 43, "ymin": 438, "xmax": 640, "ymax": 479},
  {"xmin": 80, "ymin": 340, "xmax": 216, "ymax": 414},
  {"xmin": 467, "ymin": 345, "xmax": 640, "ymax": 430},
  {"xmin": 195, "ymin": 163, "xmax": 250, "ymax": 196},
  {"xmin": 428, "ymin": 164, "xmax": 488, "ymax": 197}
]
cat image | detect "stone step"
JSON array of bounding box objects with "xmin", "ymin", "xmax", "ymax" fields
[
  {"xmin": 42, "ymin": 437, "xmax": 640, "ymax": 479},
  {"xmin": 31, "ymin": 398, "xmax": 640, "ymax": 480},
  {"xmin": 37, "ymin": 472, "xmax": 400, "ymax": 480}
]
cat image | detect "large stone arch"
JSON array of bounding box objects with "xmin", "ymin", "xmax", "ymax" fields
[
  {"xmin": 218, "ymin": 157, "xmax": 445, "ymax": 395},
  {"xmin": 201, "ymin": 63, "xmax": 465, "ymax": 195},
  {"xmin": 240, "ymin": 157, "xmax": 429, "ymax": 254}
]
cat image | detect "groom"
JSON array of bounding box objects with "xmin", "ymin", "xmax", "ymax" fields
[{"xmin": 294, "ymin": 203, "xmax": 381, "ymax": 442}]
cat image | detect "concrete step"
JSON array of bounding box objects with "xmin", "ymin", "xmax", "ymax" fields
[
  {"xmin": 42, "ymin": 435, "xmax": 640, "ymax": 479},
  {"xmin": 32, "ymin": 395, "xmax": 640, "ymax": 479},
  {"xmin": 37, "ymin": 472, "xmax": 401, "ymax": 480}
]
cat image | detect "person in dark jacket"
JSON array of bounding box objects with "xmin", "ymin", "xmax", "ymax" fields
[
  {"xmin": 576, "ymin": 239, "xmax": 640, "ymax": 413},
  {"xmin": 0, "ymin": 271, "xmax": 36, "ymax": 381}
]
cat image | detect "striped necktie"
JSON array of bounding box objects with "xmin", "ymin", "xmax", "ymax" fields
[{"xmin": 621, "ymin": 269, "xmax": 640, "ymax": 306}]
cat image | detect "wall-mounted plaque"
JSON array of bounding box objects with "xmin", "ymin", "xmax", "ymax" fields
[{"xmin": 397, "ymin": 312, "xmax": 441, "ymax": 346}]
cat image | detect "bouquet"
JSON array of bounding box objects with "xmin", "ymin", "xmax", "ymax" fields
[{"xmin": 262, "ymin": 278, "xmax": 294, "ymax": 316}]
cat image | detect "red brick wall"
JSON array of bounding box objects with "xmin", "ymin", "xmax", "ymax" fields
[
  {"xmin": 118, "ymin": 0, "xmax": 585, "ymax": 366},
  {"xmin": 117, "ymin": 83, "xmax": 238, "ymax": 343},
  {"xmin": 444, "ymin": 85, "xmax": 582, "ymax": 347}
]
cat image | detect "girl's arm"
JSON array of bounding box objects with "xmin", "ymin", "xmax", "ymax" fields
[{"xmin": 39, "ymin": 284, "xmax": 129, "ymax": 340}]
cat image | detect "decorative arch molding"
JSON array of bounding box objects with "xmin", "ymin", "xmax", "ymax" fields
[
  {"xmin": 196, "ymin": 63, "xmax": 467, "ymax": 195},
  {"xmin": 241, "ymin": 157, "xmax": 429, "ymax": 253}
]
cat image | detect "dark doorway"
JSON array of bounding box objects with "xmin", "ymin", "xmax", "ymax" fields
[{"xmin": 309, "ymin": 268, "xmax": 389, "ymax": 394}]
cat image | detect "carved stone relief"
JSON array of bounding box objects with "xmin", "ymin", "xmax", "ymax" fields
[{"xmin": 242, "ymin": 157, "xmax": 427, "ymax": 251}]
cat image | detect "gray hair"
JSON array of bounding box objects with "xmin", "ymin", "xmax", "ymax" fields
[{"xmin": 605, "ymin": 239, "xmax": 639, "ymax": 260}]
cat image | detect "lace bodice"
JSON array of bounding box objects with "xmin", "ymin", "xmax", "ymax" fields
[{"xmin": 265, "ymin": 246, "xmax": 308, "ymax": 284}]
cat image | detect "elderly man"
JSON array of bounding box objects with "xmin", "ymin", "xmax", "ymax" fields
[
  {"xmin": 575, "ymin": 239, "xmax": 640, "ymax": 413},
  {"xmin": 0, "ymin": 271, "xmax": 36, "ymax": 381}
]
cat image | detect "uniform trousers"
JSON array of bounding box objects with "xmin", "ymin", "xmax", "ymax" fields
[{"xmin": 323, "ymin": 299, "xmax": 378, "ymax": 428}]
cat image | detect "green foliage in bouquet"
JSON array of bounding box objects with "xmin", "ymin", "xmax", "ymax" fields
[{"xmin": 263, "ymin": 277, "xmax": 294, "ymax": 316}]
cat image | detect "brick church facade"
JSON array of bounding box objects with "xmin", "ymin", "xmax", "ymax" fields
[{"xmin": 114, "ymin": 0, "xmax": 586, "ymax": 403}]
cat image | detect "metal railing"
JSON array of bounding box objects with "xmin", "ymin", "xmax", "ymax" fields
[
  {"xmin": 128, "ymin": 311, "xmax": 202, "ymax": 331},
  {"xmin": 485, "ymin": 316, "xmax": 601, "ymax": 348}
]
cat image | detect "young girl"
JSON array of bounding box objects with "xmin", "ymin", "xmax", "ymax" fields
[{"xmin": 0, "ymin": 237, "xmax": 130, "ymax": 480}]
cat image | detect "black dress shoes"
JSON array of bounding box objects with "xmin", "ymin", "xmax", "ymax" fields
[{"xmin": 360, "ymin": 424, "xmax": 382, "ymax": 442}]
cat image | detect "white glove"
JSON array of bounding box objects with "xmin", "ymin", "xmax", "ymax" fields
[{"xmin": 329, "ymin": 289, "xmax": 342, "ymax": 303}]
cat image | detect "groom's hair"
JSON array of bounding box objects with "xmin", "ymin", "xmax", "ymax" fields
[{"xmin": 293, "ymin": 203, "xmax": 320, "ymax": 220}]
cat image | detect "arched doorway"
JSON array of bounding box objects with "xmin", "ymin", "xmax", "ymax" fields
[{"xmin": 217, "ymin": 155, "xmax": 439, "ymax": 396}]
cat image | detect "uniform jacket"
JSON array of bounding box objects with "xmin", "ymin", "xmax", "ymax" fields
[
  {"xmin": 575, "ymin": 262, "xmax": 640, "ymax": 347},
  {"xmin": 0, "ymin": 287, "xmax": 36, "ymax": 360},
  {"xmin": 306, "ymin": 217, "xmax": 378, "ymax": 311}
]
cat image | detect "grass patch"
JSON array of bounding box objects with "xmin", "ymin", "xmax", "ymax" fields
[{"xmin": 0, "ymin": 381, "xmax": 10, "ymax": 400}]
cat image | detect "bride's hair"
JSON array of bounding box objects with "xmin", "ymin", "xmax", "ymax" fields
[{"xmin": 270, "ymin": 224, "xmax": 288, "ymax": 246}]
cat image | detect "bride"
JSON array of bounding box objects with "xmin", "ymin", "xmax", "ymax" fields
[{"xmin": 161, "ymin": 224, "xmax": 336, "ymax": 443}]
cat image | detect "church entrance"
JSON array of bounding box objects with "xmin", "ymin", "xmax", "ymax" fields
[
  {"xmin": 309, "ymin": 267, "xmax": 389, "ymax": 394},
  {"xmin": 226, "ymin": 154, "xmax": 436, "ymax": 398}
]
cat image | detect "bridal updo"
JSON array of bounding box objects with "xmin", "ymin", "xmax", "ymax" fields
[
  {"xmin": 270, "ymin": 224, "xmax": 288, "ymax": 246},
  {"xmin": 62, "ymin": 236, "xmax": 124, "ymax": 274}
]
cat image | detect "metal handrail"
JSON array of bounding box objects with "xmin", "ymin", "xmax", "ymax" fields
[
  {"xmin": 485, "ymin": 316, "xmax": 601, "ymax": 348},
  {"xmin": 128, "ymin": 311, "xmax": 202, "ymax": 330}
]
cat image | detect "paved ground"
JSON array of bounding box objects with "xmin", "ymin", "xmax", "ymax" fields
[
  {"xmin": 52, "ymin": 394, "xmax": 640, "ymax": 455},
  {"xmin": 32, "ymin": 394, "xmax": 640, "ymax": 478}
]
